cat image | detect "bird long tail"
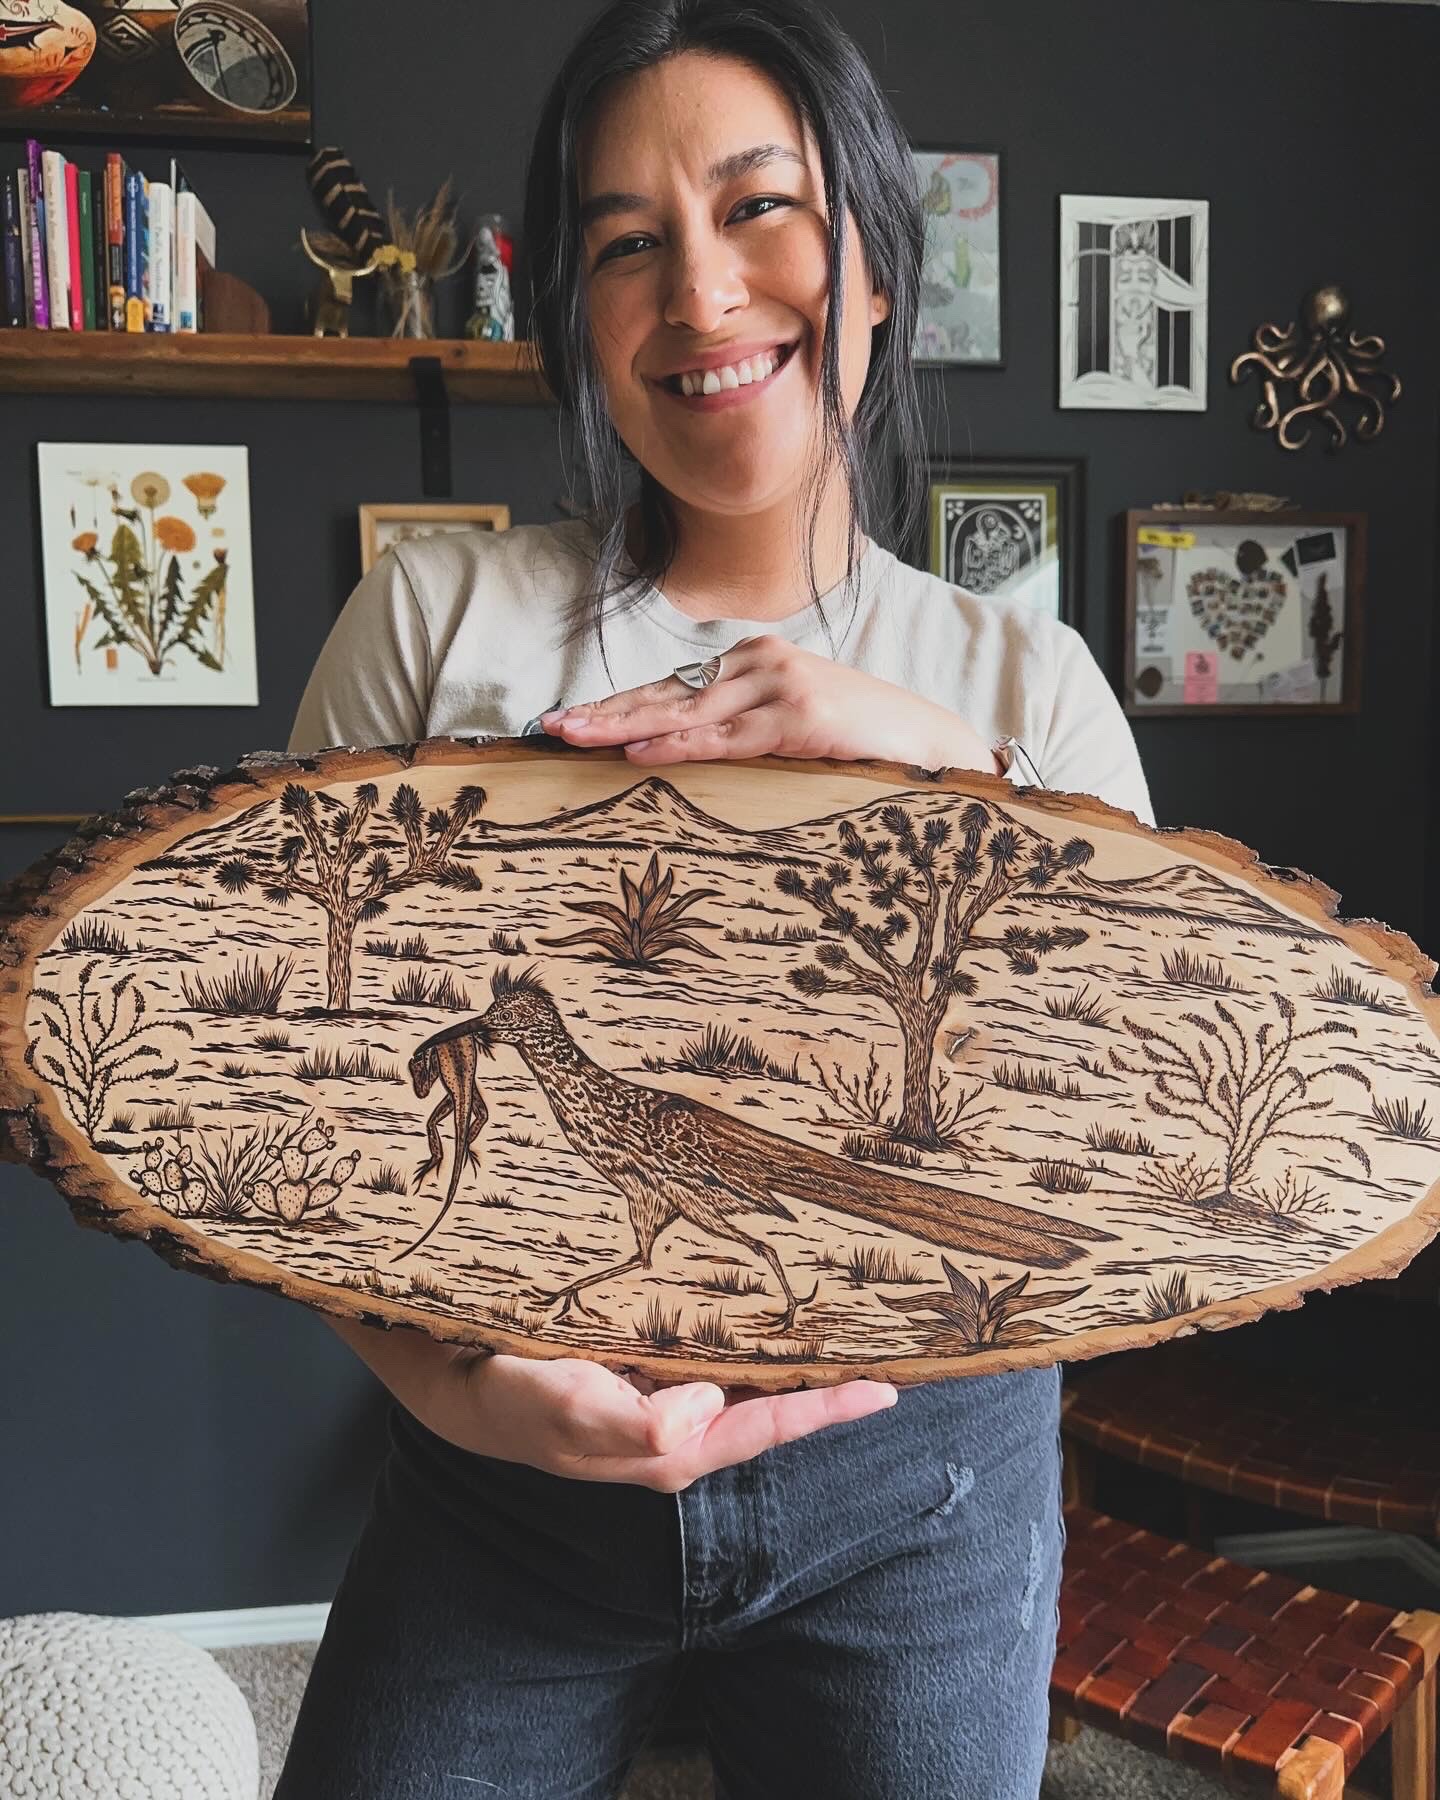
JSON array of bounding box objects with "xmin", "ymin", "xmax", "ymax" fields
[{"xmin": 767, "ymin": 1142, "xmax": 1114, "ymax": 1270}]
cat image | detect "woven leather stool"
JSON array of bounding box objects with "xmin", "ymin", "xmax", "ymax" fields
[
  {"xmin": 1061, "ymin": 1327, "xmax": 1440, "ymax": 1536},
  {"xmin": 1053, "ymin": 1506, "xmax": 1440, "ymax": 1798}
]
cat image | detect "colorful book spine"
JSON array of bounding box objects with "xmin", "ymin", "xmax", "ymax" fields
[
  {"xmin": 25, "ymin": 138, "xmax": 48, "ymax": 327},
  {"xmin": 64, "ymin": 158, "xmax": 83, "ymax": 329},
  {"xmin": 77, "ymin": 167, "xmax": 96, "ymax": 330},
  {"xmin": 2, "ymin": 172, "xmax": 22, "ymax": 327},
  {"xmin": 89, "ymin": 167, "xmax": 107, "ymax": 329},
  {"xmin": 41, "ymin": 148, "xmax": 69, "ymax": 331},
  {"xmin": 123, "ymin": 168, "xmax": 144, "ymax": 332},
  {"xmin": 147, "ymin": 178, "xmax": 171, "ymax": 331},
  {"xmin": 17, "ymin": 169, "xmax": 35, "ymax": 325},
  {"xmin": 140, "ymin": 174, "xmax": 151, "ymax": 327},
  {"xmin": 105, "ymin": 154, "xmax": 125, "ymax": 331}
]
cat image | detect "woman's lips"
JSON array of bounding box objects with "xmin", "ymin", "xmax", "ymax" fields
[{"xmin": 654, "ymin": 341, "xmax": 798, "ymax": 412}]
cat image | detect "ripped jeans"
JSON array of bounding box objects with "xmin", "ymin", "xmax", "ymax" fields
[{"xmin": 274, "ymin": 1366, "xmax": 1062, "ymax": 1800}]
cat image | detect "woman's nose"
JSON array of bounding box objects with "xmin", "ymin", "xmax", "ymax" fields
[{"xmin": 661, "ymin": 230, "xmax": 749, "ymax": 335}]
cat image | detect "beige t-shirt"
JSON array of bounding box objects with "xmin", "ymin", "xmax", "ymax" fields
[{"xmin": 288, "ymin": 519, "xmax": 1155, "ymax": 827}]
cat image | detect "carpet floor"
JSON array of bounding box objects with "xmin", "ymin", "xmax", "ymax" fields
[{"xmin": 212, "ymin": 1641, "xmax": 1385, "ymax": 1799}]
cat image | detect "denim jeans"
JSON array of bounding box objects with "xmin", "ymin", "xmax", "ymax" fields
[{"xmin": 274, "ymin": 1365, "xmax": 1062, "ymax": 1800}]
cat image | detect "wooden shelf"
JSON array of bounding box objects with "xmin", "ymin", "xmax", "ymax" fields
[{"xmin": 0, "ymin": 330, "xmax": 551, "ymax": 404}]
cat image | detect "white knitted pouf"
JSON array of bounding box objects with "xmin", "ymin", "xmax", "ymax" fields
[{"xmin": 0, "ymin": 1612, "xmax": 259, "ymax": 1800}]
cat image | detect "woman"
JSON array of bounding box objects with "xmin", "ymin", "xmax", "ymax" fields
[{"xmin": 278, "ymin": 3, "xmax": 1154, "ymax": 1795}]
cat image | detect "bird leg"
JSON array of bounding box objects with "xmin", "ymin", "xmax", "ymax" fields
[
  {"xmin": 538, "ymin": 1250, "xmax": 649, "ymax": 1321},
  {"xmin": 709, "ymin": 1225, "xmax": 819, "ymax": 1338}
]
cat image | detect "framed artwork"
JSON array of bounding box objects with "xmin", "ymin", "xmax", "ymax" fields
[
  {"xmin": 38, "ymin": 441, "xmax": 256, "ymax": 708},
  {"xmin": 923, "ymin": 456, "xmax": 1082, "ymax": 626},
  {"xmin": 358, "ymin": 503, "xmax": 511, "ymax": 576},
  {"xmin": 912, "ymin": 148, "xmax": 1004, "ymax": 368},
  {"xmin": 1121, "ymin": 509, "xmax": 1365, "ymax": 717},
  {"xmin": 1059, "ymin": 195, "xmax": 1209, "ymax": 411},
  {"xmin": 0, "ymin": 0, "xmax": 314, "ymax": 147}
]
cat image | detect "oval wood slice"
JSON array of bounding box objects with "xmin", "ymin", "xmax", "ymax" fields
[{"xmin": 2, "ymin": 740, "xmax": 1438, "ymax": 1391}]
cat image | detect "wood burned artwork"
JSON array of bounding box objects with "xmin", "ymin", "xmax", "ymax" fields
[{"xmin": 2, "ymin": 742, "xmax": 1438, "ymax": 1392}]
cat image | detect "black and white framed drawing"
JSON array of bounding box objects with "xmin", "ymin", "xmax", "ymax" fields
[
  {"xmin": 912, "ymin": 149, "xmax": 1004, "ymax": 368},
  {"xmin": 923, "ymin": 457, "xmax": 1082, "ymax": 626},
  {"xmin": 1059, "ymin": 196, "xmax": 1209, "ymax": 411}
]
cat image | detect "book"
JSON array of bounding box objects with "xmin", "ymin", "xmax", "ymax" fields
[
  {"xmin": 174, "ymin": 186, "xmax": 214, "ymax": 332},
  {"xmin": 140, "ymin": 173, "xmax": 151, "ymax": 327},
  {"xmin": 18, "ymin": 169, "xmax": 35, "ymax": 325},
  {"xmin": 105, "ymin": 154, "xmax": 126, "ymax": 331},
  {"xmin": 147, "ymin": 177, "xmax": 172, "ymax": 331},
  {"xmin": 40, "ymin": 148, "xmax": 69, "ymax": 331},
  {"xmin": 2, "ymin": 172, "xmax": 22, "ymax": 327},
  {"xmin": 123, "ymin": 168, "xmax": 144, "ymax": 332},
  {"xmin": 194, "ymin": 191, "xmax": 215, "ymax": 331},
  {"xmin": 90, "ymin": 165, "xmax": 107, "ymax": 330},
  {"xmin": 25, "ymin": 139, "xmax": 48, "ymax": 328},
  {"xmin": 64, "ymin": 158, "xmax": 83, "ymax": 329},
  {"xmin": 77, "ymin": 167, "xmax": 97, "ymax": 331}
]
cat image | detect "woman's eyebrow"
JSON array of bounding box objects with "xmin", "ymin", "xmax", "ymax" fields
[{"xmin": 578, "ymin": 142, "xmax": 807, "ymax": 231}]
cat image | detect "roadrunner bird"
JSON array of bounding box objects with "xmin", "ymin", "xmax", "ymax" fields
[{"xmin": 424, "ymin": 967, "xmax": 1113, "ymax": 1335}]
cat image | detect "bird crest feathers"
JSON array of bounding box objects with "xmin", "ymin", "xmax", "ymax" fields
[{"xmin": 490, "ymin": 963, "xmax": 554, "ymax": 1005}]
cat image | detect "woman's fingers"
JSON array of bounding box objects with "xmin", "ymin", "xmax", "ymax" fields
[
  {"xmin": 622, "ymin": 709, "xmax": 784, "ymax": 762},
  {"xmin": 570, "ymin": 1378, "xmax": 899, "ymax": 1489},
  {"xmin": 512, "ymin": 1356, "xmax": 729, "ymax": 1460},
  {"xmin": 546, "ymin": 671, "xmax": 769, "ymax": 749}
]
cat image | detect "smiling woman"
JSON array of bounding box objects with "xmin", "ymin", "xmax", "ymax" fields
[{"xmin": 278, "ymin": 4, "xmax": 1155, "ymax": 1798}]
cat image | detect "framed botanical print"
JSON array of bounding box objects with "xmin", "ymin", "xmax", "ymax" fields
[
  {"xmin": 38, "ymin": 441, "xmax": 256, "ymax": 708},
  {"xmin": 922, "ymin": 456, "xmax": 1082, "ymax": 626},
  {"xmin": 1121, "ymin": 509, "xmax": 1365, "ymax": 716},
  {"xmin": 358, "ymin": 503, "xmax": 511, "ymax": 576},
  {"xmin": 1059, "ymin": 195, "xmax": 1209, "ymax": 411},
  {"xmin": 912, "ymin": 148, "xmax": 1004, "ymax": 368}
]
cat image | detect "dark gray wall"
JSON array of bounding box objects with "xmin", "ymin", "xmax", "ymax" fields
[{"xmin": 2, "ymin": 0, "xmax": 1436, "ymax": 1614}]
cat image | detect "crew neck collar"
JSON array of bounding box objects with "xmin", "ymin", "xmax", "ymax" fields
[{"xmin": 610, "ymin": 532, "xmax": 890, "ymax": 655}]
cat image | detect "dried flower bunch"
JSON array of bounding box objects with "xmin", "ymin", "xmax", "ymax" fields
[{"xmin": 382, "ymin": 178, "xmax": 472, "ymax": 281}]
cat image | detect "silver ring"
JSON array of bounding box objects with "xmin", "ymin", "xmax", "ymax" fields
[{"xmin": 672, "ymin": 655, "xmax": 724, "ymax": 690}]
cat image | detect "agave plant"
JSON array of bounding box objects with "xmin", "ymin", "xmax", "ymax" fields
[
  {"xmin": 878, "ymin": 1258, "xmax": 1087, "ymax": 1350},
  {"xmin": 540, "ymin": 852, "xmax": 720, "ymax": 968}
]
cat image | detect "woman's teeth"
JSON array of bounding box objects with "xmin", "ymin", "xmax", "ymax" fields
[{"xmin": 674, "ymin": 347, "xmax": 784, "ymax": 396}]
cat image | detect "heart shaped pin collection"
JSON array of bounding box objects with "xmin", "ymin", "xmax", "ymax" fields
[{"xmin": 1186, "ymin": 567, "xmax": 1288, "ymax": 661}]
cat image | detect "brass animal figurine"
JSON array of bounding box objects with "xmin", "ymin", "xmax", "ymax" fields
[{"xmin": 299, "ymin": 229, "xmax": 382, "ymax": 337}]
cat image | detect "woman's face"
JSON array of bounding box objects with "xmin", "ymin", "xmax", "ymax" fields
[{"xmin": 577, "ymin": 51, "xmax": 890, "ymax": 521}]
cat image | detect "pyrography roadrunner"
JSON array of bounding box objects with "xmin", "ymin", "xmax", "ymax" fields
[{"xmin": 422, "ymin": 966, "xmax": 1114, "ymax": 1335}]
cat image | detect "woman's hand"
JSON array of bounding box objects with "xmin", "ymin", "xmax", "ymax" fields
[
  {"xmin": 327, "ymin": 1314, "xmax": 897, "ymax": 1492},
  {"xmin": 540, "ymin": 634, "xmax": 1002, "ymax": 774}
]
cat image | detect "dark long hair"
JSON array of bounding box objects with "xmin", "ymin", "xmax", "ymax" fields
[{"xmin": 523, "ymin": 0, "xmax": 926, "ymax": 649}]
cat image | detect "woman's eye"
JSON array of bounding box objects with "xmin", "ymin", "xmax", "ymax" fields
[
  {"xmin": 596, "ymin": 234, "xmax": 655, "ymax": 266},
  {"xmin": 732, "ymin": 195, "xmax": 790, "ymax": 223},
  {"xmin": 593, "ymin": 197, "xmax": 790, "ymax": 266}
]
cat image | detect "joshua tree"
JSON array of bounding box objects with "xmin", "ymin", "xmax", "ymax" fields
[
  {"xmin": 1110, "ymin": 990, "xmax": 1373, "ymax": 1198},
  {"xmin": 213, "ymin": 781, "xmax": 486, "ymax": 1011},
  {"xmin": 26, "ymin": 960, "xmax": 190, "ymax": 1143},
  {"xmin": 778, "ymin": 801, "xmax": 1093, "ymax": 1146}
]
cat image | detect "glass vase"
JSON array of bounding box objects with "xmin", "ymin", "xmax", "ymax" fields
[{"xmin": 382, "ymin": 269, "xmax": 435, "ymax": 339}]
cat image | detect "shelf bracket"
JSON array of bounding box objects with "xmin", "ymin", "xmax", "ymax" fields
[{"xmin": 409, "ymin": 354, "xmax": 452, "ymax": 498}]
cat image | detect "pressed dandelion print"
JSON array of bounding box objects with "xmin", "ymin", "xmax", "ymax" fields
[{"xmin": 38, "ymin": 444, "xmax": 256, "ymax": 707}]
